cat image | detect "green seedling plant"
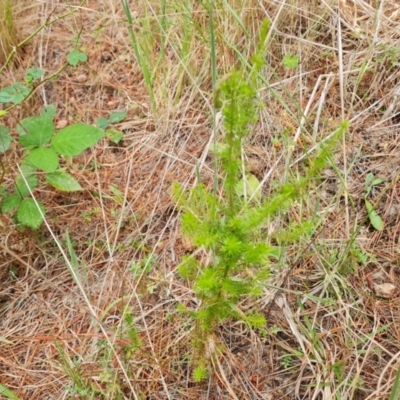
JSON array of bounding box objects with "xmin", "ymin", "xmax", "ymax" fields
[
  {"xmin": 173, "ymin": 20, "xmax": 348, "ymax": 381},
  {"xmin": 0, "ymin": 50, "xmax": 119, "ymax": 229},
  {"xmin": 0, "ymin": 50, "xmax": 86, "ymax": 117},
  {"xmin": 283, "ymin": 54, "xmax": 300, "ymax": 69},
  {"xmin": 364, "ymin": 172, "xmax": 384, "ymax": 231},
  {"xmin": 67, "ymin": 49, "xmax": 87, "ymax": 67},
  {"xmin": 96, "ymin": 111, "xmax": 127, "ymax": 144},
  {"xmin": 0, "ymin": 68, "xmax": 44, "ymax": 114},
  {"xmin": 0, "ymin": 49, "xmax": 87, "ymax": 180},
  {"xmin": 0, "ymin": 105, "xmax": 107, "ymax": 229}
]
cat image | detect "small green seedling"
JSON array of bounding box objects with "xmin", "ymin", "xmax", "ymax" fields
[
  {"xmin": 364, "ymin": 172, "xmax": 384, "ymax": 231},
  {"xmin": 0, "ymin": 49, "xmax": 86, "ymax": 116},
  {"xmin": 0, "ymin": 68, "xmax": 44, "ymax": 106},
  {"xmin": 0, "ymin": 105, "xmax": 106, "ymax": 229},
  {"xmin": 0, "ymin": 82, "xmax": 30, "ymax": 105},
  {"xmin": 0, "ymin": 125, "xmax": 12, "ymax": 153},
  {"xmin": 172, "ymin": 19, "xmax": 347, "ymax": 380},
  {"xmin": 67, "ymin": 49, "xmax": 87, "ymax": 67},
  {"xmin": 96, "ymin": 111, "xmax": 127, "ymax": 144},
  {"xmin": 24, "ymin": 68, "xmax": 45, "ymax": 86},
  {"xmin": 283, "ymin": 54, "xmax": 299, "ymax": 69}
]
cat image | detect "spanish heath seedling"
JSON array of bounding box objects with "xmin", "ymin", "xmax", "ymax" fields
[{"xmin": 173, "ymin": 19, "xmax": 348, "ymax": 380}]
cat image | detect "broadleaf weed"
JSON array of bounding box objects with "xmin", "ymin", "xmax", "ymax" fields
[{"xmin": 0, "ymin": 102, "xmax": 126, "ymax": 229}]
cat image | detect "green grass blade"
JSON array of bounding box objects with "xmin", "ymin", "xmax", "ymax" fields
[
  {"xmin": 121, "ymin": 0, "xmax": 156, "ymax": 115},
  {"xmin": 389, "ymin": 365, "xmax": 400, "ymax": 400},
  {"xmin": 0, "ymin": 384, "xmax": 21, "ymax": 400}
]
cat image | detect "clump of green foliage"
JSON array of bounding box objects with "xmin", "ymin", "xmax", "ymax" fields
[
  {"xmin": 0, "ymin": 50, "xmax": 126, "ymax": 229},
  {"xmin": 0, "ymin": 105, "xmax": 106, "ymax": 229},
  {"xmin": 0, "ymin": 106, "xmax": 126, "ymax": 229},
  {"xmin": 172, "ymin": 19, "xmax": 348, "ymax": 381}
]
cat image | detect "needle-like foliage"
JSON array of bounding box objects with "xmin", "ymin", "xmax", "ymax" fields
[{"xmin": 172, "ymin": 19, "xmax": 348, "ymax": 380}]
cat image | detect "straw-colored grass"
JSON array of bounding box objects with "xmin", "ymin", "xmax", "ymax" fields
[
  {"xmin": 0, "ymin": 0, "xmax": 18, "ymax": 65},
  {"xmin": 1, "ymin": 0, "xmax": 400, "ymax": 399}
]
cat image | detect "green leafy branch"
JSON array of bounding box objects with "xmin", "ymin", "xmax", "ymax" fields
[
  {"xmin": 173, "ymin": 18, "xmax": 348, "ymax": 381},
  {"xmin": 0, "ymin": 49, "xmax": 87, "ymax": 118},
  {"xmin": 0, "ymin": 105, "xmax": 126, "ymax": 229}
]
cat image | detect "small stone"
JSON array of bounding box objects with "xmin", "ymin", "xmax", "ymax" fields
[
  {"xmin": 107, "ymin": 100, "xmax": 119, "ymax": 107},
  {"xmin": 101, "ymin": 52, "xmax": 112, "ymax": 62},
  {"xmin": 74, "ymin": 73, "xmax": 88, "ymax": 83},
  {"xmin": 371, "ymin": 270, "xmax": 385, "ymax": 281},
  {"xmin": 389, "ymin": 205, "xmax": 398, "ymax": 216},
  {"xmin": 322, "ymin": 169, "xmax": 336, "ymax": 178},
  {"xmin": 56, "ymin": 119, "xmax": 68, "ymax": 129},
  {"xmin": 374, "ymin": 283, "xmax": 397, "ymax": 299}
]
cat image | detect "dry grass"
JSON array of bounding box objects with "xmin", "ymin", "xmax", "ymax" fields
[
  {"xmin": 0, "ymin": 0, "xmax": 41, "ymax": 67},
  {"xmin": 1, "ymin": 0, "xmax": 400, "ymax": 399},
  {"xmin": 0, "ymin": 0, "xmax": 17, "ymax": 65}
]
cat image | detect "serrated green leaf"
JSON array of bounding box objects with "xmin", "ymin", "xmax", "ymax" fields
[
  {"xmin": 45, "ymin": 171, "xmax": 83, "ymax": 191},
  {"xmin": 106, "ymin": 129, "xmax": 123, "ymax": 144},
  {"xmin": 365, "ymin": 199, "xmax": 384, "ymax": 231},
  {"xmin": 25, "ymin": 68, "xmax": 44, "ymax": 80},
  {"xmin": 26, "ymin": 148, "xmax": 59, "ymax": 172},
  {"xmin": 1, "ymin": 194, "xmax": 22, "ymax": 213},
  {"xmin": 17, "ymin": 199, "xmax": 45, "ymax": 229},
  {"xmin": 20, "ymin": 162, "xmax": 37, "ymax": 174},
  {"xmin": 10, "ymin": 92, "xmax": 25, "ymax": 104},
  {"xmin": 25, "ymin": 68, "xmax": 45, "ymax": 85},
  {"xmin": 96, "ymin": 117, "xmax": 109, "ymax": 130},
  {"xmin": 0, "ymin": 125, "xmax": 13, "ymax": 153},
  {"xmin": 109, "ymin": 111, "xmax": 127, "ymax": 123},
  {"xmin": 51, "ymin": 124, "xmax": 105, "ymax": 156},
  {"xmin": 235, "ymin": 174, "xmax": 262, "ymax": 201},
  {"xmin": 15, "ymin": 169, "xmax": 38, "ymax": 197},
  {"xmin": 0, "ymin": 83, "xmax": 30, "ymax": 104},
  {"xmin": 67, "ymin": 49, "xmax": 87, "ymax": 67},
  {"xmin": 17, "ymin": 115, "xmax": 55, "ymax": 147},
  {"xmin": 0, "ymin": 91, "xmax": 12, "ymax": 103},
  {"xmin": 41, "ymin": 104, "xmax": 57, "ymax": 119}
]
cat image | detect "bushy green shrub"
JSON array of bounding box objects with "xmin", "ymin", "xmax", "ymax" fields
[{"xmin": 173, "ymin": 19, "xmax": 348, "ymax": 380}]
